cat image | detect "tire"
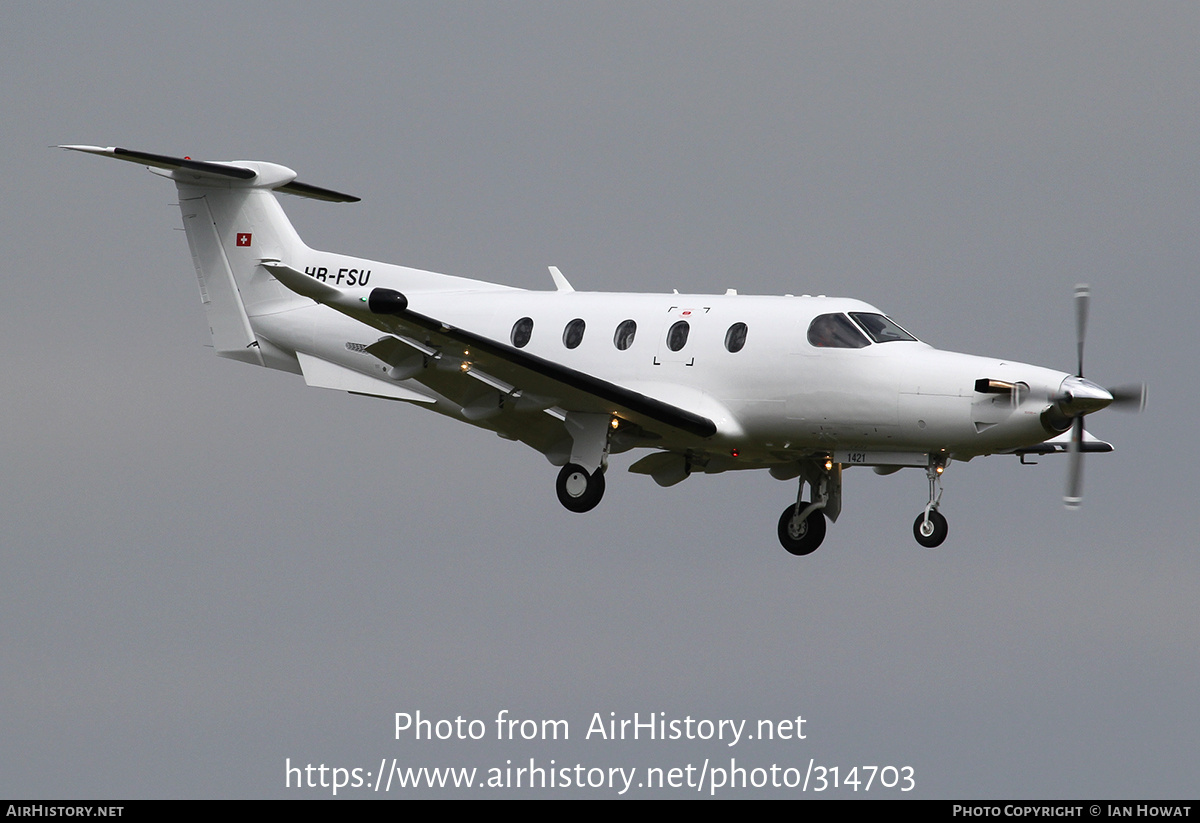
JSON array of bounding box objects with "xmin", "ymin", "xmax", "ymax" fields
[
  {"xmin": 913, "ymin": 510, "xmax": 948, "ymax": 548},
  {"xmin": 556, "ymin": 463, "xmax": 606, "ymax": 513},
  {"xmin": 777, "ymin": 503, "xmax": 827, "ymax": 556}
]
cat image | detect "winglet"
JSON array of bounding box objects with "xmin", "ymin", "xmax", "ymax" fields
[{"xmin": 548, "ymin": 266, "xmax": 575, "ymax": 293}]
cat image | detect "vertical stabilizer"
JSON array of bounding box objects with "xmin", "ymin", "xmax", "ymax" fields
[
  {"xmin": 59, "ymin": 146, "xmax": 359, "ymax": 366},
  {"xmin": 175, "ymin": 182, "xmax": 314, "ymax": 364}
]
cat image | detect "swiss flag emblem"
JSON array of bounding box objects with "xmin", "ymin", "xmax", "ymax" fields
[{"xmin": 236, "ymin": 233, "xmax": 252, "ymax": 247}]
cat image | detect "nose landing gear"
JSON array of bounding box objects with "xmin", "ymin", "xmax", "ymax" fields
[
  {"xmin": 913, "ymin": 459, "xmax": 949, "ymax": 548},
  {"xmin": 913, "ymin": 509, "xmax": 948, "ymax": 547}
]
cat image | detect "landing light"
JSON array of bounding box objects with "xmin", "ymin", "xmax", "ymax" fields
[
  {"xmin": 610, "ymin": 418, "xmax": 619, "ymax": 429},
  {"xmin": 824, "ymin": 459, "xmax": 833, "ymax": 471}
]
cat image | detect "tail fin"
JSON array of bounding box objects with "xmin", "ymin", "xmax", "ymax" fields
[{"xmin": 59, "ymin": 145, "xmax": 358, "ymax": 365}]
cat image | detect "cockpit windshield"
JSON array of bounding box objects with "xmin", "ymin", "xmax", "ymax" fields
[
  {"xmin": 807, "ymin": 313, "xmax": 870, "ymax": 348},
  {"xmin": 807, "ymin": 312, "xmax": 920, "ymax": 349},
  {"xmin": 848, "ymin": 313, "xmax": 918, "ymax": 343}
]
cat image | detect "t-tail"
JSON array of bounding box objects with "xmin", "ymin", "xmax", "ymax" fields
[{"xmin": 58, "ymin": 145, "xmax": 359, "ymax": 366}]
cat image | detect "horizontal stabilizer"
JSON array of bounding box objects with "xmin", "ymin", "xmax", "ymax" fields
[
  {"xmin": 58, "ymin": 145, "xmax": 360, "ymax": 202},
  {"xmin": 275, "ymin": 179, "xmax": 362, "ymax": 203}
]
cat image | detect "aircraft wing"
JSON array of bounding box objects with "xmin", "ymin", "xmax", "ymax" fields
[
  {"xmin": 264, "ymin": 265, "xmax": 718, "ymax": 447},
  {"xmin": 1004, "ymin": 429, "xmax": 1113, "ymax": 456}
]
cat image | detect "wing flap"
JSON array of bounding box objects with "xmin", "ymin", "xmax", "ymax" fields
[{"xmin": 296, "ymin": 352, "xmax": 436, "ymax": 404}]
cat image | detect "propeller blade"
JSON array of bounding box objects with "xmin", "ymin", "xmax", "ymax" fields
[
  {"xmin": 1073, "ymin": 283, "xmax": 1090, "ymax": 377},
  {"xmin": 1108, "ymin": 382, "xmax": 1147, "ymax": 413},
  {"xmin": 1064, "ymin": 415, "xmax": 1085, "ymax": 509}
]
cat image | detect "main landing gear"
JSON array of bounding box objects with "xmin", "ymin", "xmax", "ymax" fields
[
  {"xmin": 912, "ymin": 460, "xmax": 949, "ymax": 548},
  {"xmin": 778, "ymin": 503, "xmax": 826, "ymax": 556},
  {"xmin": 554, "ymin": 412, "xmax": 612, "ymax": 514},
  {"xmin": 776, "ymin": 461, "xmax": 841, "ymax": 556},
  {"xmin": 556, "ymin": 463, "xmax": 606, "ymax": 513}
]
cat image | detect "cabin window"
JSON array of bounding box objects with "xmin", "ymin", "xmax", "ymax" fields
[
  {"xmin": 666, "ymin": 320, "xmax": 690, "ymax": 352},
  {"xmin": 511, "ymin": 317, "xmax": 534, "ymax": 348},
  {"xmin": 563, "ymin": 318, "xmax": 586, "ymax": 349},
  {"xmin": 724, "ymin": 322, "xmax": 748, "ymax": 353},
  {"xmin": 614, "ymin": 319, "xmax": 637, "ymax": 351},
  {"xmin": 849, "ymin": 312, "xmax": 917, "ymax": 343},
  {"xmin": 807, "ymin": 313, "xmax": 870, "ymax": 349}
]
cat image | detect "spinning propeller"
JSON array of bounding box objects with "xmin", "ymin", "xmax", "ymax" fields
[{"xmin": 1060, "ymin": 284, "xmax": 1146, "ymax": 508}]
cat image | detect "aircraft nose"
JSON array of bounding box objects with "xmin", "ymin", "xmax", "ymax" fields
[{"xmin": 1057, "ymin": 376, "xmax": 1113, "ymax": 415}]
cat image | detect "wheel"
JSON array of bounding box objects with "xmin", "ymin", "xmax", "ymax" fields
[
  {"xmin": 777, "ymin": 503, "xmax": 827, "ymax": 556},
  {"xmin": 556, "ymin": 463, "xmax": 606, "ymax": 513},
  {"xmin": 912, "ymin": 510, "xmax": 948, "ymax": 548}
]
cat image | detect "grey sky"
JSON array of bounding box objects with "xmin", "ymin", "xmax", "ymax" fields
[{"xmin": 2, "ymin": 2, "xmax": 1196, "ymax": 797}]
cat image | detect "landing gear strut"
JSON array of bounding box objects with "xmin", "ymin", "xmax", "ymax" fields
[
  {"xmin": 556, "ymin": 463, "xmax": 606, "ymax": 513},
  {"xmin": 555, "ymin": 412, "xmax": 612, "ymax": 513},
  {"xmin": 913, "ymin": 460, "xmax": 949, "ymax": 548},
  {"xmin": 776, "ymin": 461, "xmax": 840, "ymax": 555}
]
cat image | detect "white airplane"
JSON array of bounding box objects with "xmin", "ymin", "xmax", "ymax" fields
[{"xmin": 61, "ymin": 145, "xmax": 1145, "ymax": 555}]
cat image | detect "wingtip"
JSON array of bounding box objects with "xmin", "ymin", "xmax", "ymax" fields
[{"xmin": 56, "ymin": 144, "xmax": 112, "ymax": 154}]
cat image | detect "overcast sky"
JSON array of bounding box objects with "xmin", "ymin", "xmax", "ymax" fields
[{"xmin": 2, "ymin": 2, "xmax": 1196, "ymax": 798}]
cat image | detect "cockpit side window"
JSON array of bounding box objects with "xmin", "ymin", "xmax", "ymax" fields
[
  {"xmin": 849, "ymin": 312, "xmax": 918, "ymax": 343},
  {"xmin": 807, "ymin": 313, "xmax": 870, "ymax": 348}
]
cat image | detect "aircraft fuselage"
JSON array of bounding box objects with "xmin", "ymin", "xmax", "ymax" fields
[{"xmin": 251, "ymin": 250, "xmax": 1071, "ymax": 470}]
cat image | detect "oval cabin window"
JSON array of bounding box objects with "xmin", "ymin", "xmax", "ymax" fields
[
  {"xmin": 511, "ymin": 317, "xmax": 534, "ymax": 348},
  {"xmin": 666, "ymin": 320, "xmax": 690, "ymax": 352},
  {"xmin": 613, "ymin": 319, "xmax": 637, "ymax": 350},
  {"xmin": 563, "ymin": 318, "xmax": 586, "ymax": 349},
  {"xmin": 724, "ymin": 322, "xmax": 748, "ymax": 353}
]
